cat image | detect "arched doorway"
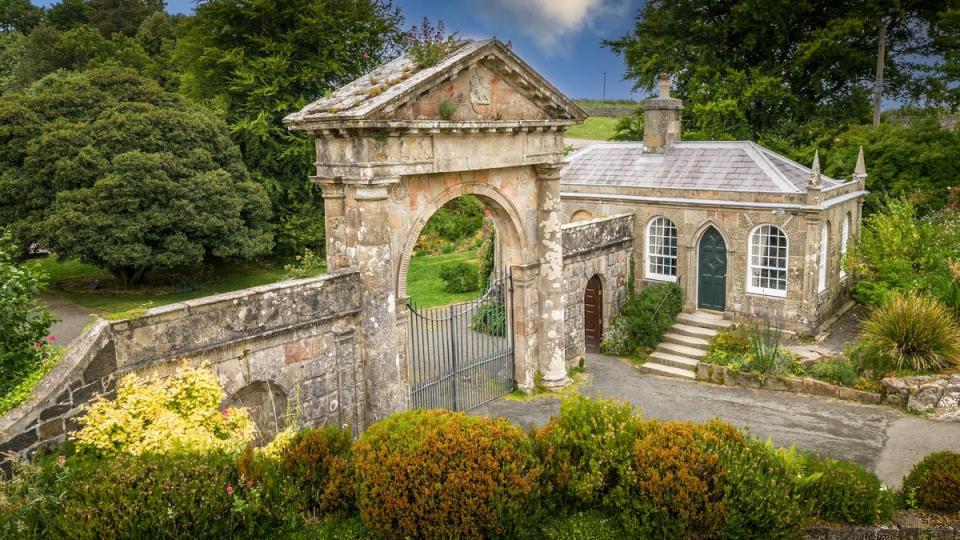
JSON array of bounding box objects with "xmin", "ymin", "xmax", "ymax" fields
[
  {"xmin": 697, "ymin": 227, "xmax": 727, "ymax": 311},
  {"xmin": 584, "ymin": 275, "xmax": 604, "ymax": 352}
]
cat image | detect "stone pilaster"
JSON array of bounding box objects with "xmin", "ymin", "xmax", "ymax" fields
[
  {"xmin": 510, "ymin": 262, "xmax": 539, "ymax": 392},
  {"xmin": 351, "ymin": 179, "xmax": 409, "ymax": 425},
  {"xmin": 536, "ymin": 163, "xmax": 569, "ymax": 389},
  {"xmin": 316, "ymin": 177, "xmax": 350, "ymax": 271}
]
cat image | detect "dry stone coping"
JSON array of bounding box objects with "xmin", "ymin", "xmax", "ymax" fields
[
  {"xmin": 881, "ymin": 374, "xmax": 960, "ymax": 421},
  {"xmin": 697, "ymin": 363, "xmax": 883, "ymax": 405}
]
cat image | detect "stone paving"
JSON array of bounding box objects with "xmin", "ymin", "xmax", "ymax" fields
[{"xmin": 474, "ymin": 353, "xmax": 960, "ymax": 488}]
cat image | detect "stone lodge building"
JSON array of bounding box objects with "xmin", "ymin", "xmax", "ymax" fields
[{"xmin": 561, "ymin": 75, "xmax": 867, "ymax": 338}]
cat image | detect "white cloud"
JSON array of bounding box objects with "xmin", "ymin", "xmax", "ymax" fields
[{"xmin": 476, "ymin": 0, "xmax": 630, "ymax": 56}]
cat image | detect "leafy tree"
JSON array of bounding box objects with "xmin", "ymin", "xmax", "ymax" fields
[
  {"xmin": 845, "ymin": 198, "xmax": 960, "ymax": 312},
  {"xmin": 819, "ymin": 116, "xmax": 960, "ymax": 211},
  {"xmin": 605, "ymin": 0, "xmax": 947, "ymax": 145},
  {"xmin": 0, "ymin": 29, "xmax": 22, "ymax": 92},
  {"xmin": 175, "ymin": 0, "xmax": 404, "ymax": 261},
  {"xmin": 45, "ymin": 0, "xmax": 91, "ymax": 30},
  {"xmin": 0, "ymin": 232, "xmax": 56, "ymax": 400},
  {"xmin": 0, "ymin": 0, "xmax": 43, "ymax": 33},
  {"xmin": 0, "ymin": 68, "xmax": 273, "ymax": 284},
  {"xmin": 12, "ymin": 23, "xmax": 154, "ymax": 88},
  {"xmin": 87, "ymin": 0, "xmax": 164, "ymax": 37}
]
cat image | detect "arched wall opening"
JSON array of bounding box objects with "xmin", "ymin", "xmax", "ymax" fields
[{"xmin": 396, "ymin": 183, "xmax": 530, "ymax": 301}]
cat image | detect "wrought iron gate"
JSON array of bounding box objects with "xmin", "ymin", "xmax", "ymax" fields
[{"xmin": 408, "ymin": 271, "xmax": 515, "ymax": 411}]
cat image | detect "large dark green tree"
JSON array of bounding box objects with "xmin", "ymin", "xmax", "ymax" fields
[
  {"xmin": 605, "ymin": 0, "xmax": 951, "ymax": 144},
  {"xmin": 87, "ymin": 0, "xmax": 164, "ymax": 37},
  {"xmin": 0, "ymin": 68, "xmax": 273, "ymax": 285},
  {"xmin": 175, "ymin": 0, "xmax": 404, "ymax": 260},
  {"xmin": 0, "ymin": 0, "xmax": 43, "ymax": 33}
]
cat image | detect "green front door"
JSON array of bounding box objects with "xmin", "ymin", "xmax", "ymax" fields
[{"xmin": 698, "ymin": 227, "xmax": 727, "ymax": 311}]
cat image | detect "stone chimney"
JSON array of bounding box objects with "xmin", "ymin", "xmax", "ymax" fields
[{"xmin": 643, "ymin": 73, "xmax": 683, "ymax": 153}]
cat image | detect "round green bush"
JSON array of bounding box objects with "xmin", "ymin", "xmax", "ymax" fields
[
  {"xmin": 534, "ymin": 395, "xmax": 643, "ymax": 510},
  {"xmin": 700, "ymin": 424, "xmax": 811, "ymax": 539},
  {"xmin": 902, "ymin": 451, "xmax": 960, "ymax": 512},
  {"xmin": 277, "ymin": 427, "xmax": 355, "ymax": 517},
  {"xmin": 802, "ymin": 457, "xmax": 894, "ymax": 524},
  {"xmin": 438, "ymin": 261, "xmax": 480, "ymax": 293},
  {"xmin": 354, "ymin": 409, "xmax": 539, "ymax": 539}
]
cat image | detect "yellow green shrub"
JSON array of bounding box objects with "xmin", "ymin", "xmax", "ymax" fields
[
  {"xmin": 534, "ymin": 395, "xmax": 644, "ymax": 509},
  {"xmin": 74, "ymin": 363, "xmax": 253, "ymax": 455}
]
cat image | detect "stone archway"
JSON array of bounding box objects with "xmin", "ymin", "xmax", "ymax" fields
[
  {"xmin": 226, "ymin": 381, "xmax": 288, "ymax": 445},
  {"xmin": 286, "ymin": 39, "xmax": 586, "ymax": 423}
]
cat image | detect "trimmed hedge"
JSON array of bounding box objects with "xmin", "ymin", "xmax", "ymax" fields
[
  {"xmin": 353, "ymin": 409, "xmax": 540, "ymax": 539},
  {"xmin": 277, "ymin": 427, "xmax": 355, "ymax": 517},
  {"xmin": 610, "ymin": 420, "xmax": 728, "ymax": 538},
  {"xmin": 534, "ymin": 395, "xmax": 644, "ymax": 509},
  {"xmin": 902, "ymin": 451, "xmax": 960, "ymax": 512},
  {"xmin": 801, "ymin": 457, "xmax": 894, "ymax": 524}
]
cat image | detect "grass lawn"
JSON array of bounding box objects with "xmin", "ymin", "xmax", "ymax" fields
[
  {"xmin": 406, "ymin": 250, "xmax": 482, "ymax": 308},
  {"xmin": 565, "ymin": 116, "xmax": 620, "ymax": 141},
  {"xmin": 27, "ymin": 257, "xmax": 295, "ymax": 315},
  {"xmin": 573, "ymin": 98, "xmax": 640, "ymax": 109}
]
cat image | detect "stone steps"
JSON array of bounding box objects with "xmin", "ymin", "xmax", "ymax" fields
[
  {"xmin": 642, "ymin": 312, "xmax": 728, "ymax": 380},
  {"xmin": 661, "ymin": 333, "xmax": 710, "ymax": 351}
]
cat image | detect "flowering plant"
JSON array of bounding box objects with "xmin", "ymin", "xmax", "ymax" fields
[{"xmin": 406, "ymin": 17, "xmax": 458, "ymax": 68}]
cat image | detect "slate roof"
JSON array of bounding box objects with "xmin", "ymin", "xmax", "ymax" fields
[
  {"xmin": 285, "ymin": 39, "xmax": 585, "ymax": 128},
  {"xmin": 561, "ymin": 141, "xmax": 843, "ymax": 194}
]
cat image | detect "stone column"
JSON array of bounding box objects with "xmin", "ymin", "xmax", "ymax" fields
[
  {"xmin": 510, "ymin": 262, "xmax": 539, "ymax": 392},
  {"xmin": 351, "ymin": 179, "xmax": 409, "ymax": 425},
  {"xmin": 535, "ymin": 163, "xmax": 569, "ymax": 389},
  {"xmin": 316, "ymin": 177, "xmax": 350, "ymax": 271}
]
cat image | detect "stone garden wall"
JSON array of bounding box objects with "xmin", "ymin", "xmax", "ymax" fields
[
  {"xmin": 561, "ymin": 214, "xmax": 635, "ymax": 363},
  {"xmin": 882, "ymin": 375, "xmax": 960, "ymax": 421},
  {"xmin": 0, "ymin": 270, "xmax": 365, "ymax": 468}
]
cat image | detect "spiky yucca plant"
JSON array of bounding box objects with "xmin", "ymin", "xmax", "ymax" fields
[{"xmin": 861, "ymin": 293, "xmax": 960, "ymax": 372}]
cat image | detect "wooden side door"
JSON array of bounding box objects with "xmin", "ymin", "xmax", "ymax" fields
[{"xmin": 584, "ymin": 275, "xmax": 603, "ymax": 352}]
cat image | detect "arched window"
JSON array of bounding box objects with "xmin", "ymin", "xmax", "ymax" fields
[
  {"xmin": 839, "ymin": 213, "xmax": 850, "ymax": 279},
  {"xmin": 748, "ymin": 225, "xmax": 788, "ymax": 297},
  {"xmin": 818, "ymin": 222, "xmax": 830, "ymax": 293},
  {"xmin": 646, "ymin": 217, "xmax": 678, "ymax": 281},
  {"xmin": 571, "ymin": 210, "xmax": 593, "ymax": 222}
]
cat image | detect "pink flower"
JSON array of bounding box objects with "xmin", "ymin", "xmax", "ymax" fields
[
  {"xmin": 363, "ymin": 52, "xmax": 369, "ymax": 60},
  {"xmin": 47, "ymin": 335, "xmax": 56, "ymax": 342},
  {"xmin": 33, "ymin": 342, "xmax": 41, "ymax": 349},
  {"xmin": 220, "ymin": 409, "xmax": 229, "ymax": 418},
  {"xmin": 57, "ymin": 455, "xmax": 66, "ymax": 465},
  {"xmin": 246, "ymin": 479, "xmax": 253, "ymax": 489},
  {"xmin": 226, "ymin": 485, "xmax": 234, "ymax": 495}
]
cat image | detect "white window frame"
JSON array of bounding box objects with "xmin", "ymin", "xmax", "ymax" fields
[
  {"xmin": 645, "ymin": 217, "xmax": 679, "ymax": 282},
  {"xmin": 839, "ymin": 213, "xmax": 850, "ymax": 279},
  {"xmin": 747, "ymin": 224, "xmax": 789, "ymax": 297},
  {"xmin": 818, "ymin": 222, "xmax": 830, "ymax": 293}
]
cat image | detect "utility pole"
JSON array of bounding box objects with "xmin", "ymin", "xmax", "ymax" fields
[
  {"xmin": 602, "ymin": 72, "xmax": 606, "ymax": 101},
  {"xmin": 872, "ymin": 20, "xmax": 886, "ymax": 127}
]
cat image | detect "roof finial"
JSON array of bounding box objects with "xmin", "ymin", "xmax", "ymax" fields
[
  {"xmin": 657, "ymin": 73, "xmax": 671, "ymax": 98},
  {"xmin": 809, "ymin": 149, "xmax": 822, "ymax": 188},
  {"xmin": 854, "ymin": 145, "xmax": 867, "ymax": 177}
]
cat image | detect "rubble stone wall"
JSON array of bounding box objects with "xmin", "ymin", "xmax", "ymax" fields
[
  {"xmin": 561, "ymin": 214, "xmax": 635, "ymax": 362},
  {"xmin": 882, "ymin": 374, "xmax": 960, "ymax": 421},
  {"xmin": 0, "ymin": 271, "xmax": 365, "ymax": 468}
]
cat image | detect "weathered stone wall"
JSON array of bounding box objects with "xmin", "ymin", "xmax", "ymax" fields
[
  {"xmin": 561, "ymin": 214, "xmax": 634, "ymax": 362},
  {"xmin": 0, "ymin": 271, "xmax": 364, "ymax": 468},
  {"xmin": 882, "ymin": 374, "xmax": 960, "ymax": 421}
]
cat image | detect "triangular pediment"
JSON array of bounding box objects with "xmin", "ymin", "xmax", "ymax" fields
[{"xmin": 285, "ymin": 39, "xmax": 586, "ymax": 130}]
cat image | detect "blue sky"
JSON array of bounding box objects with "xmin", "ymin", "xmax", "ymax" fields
[{"xmin": 30, "ymin": 0, "xmax": 648, "ymax": 100}]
